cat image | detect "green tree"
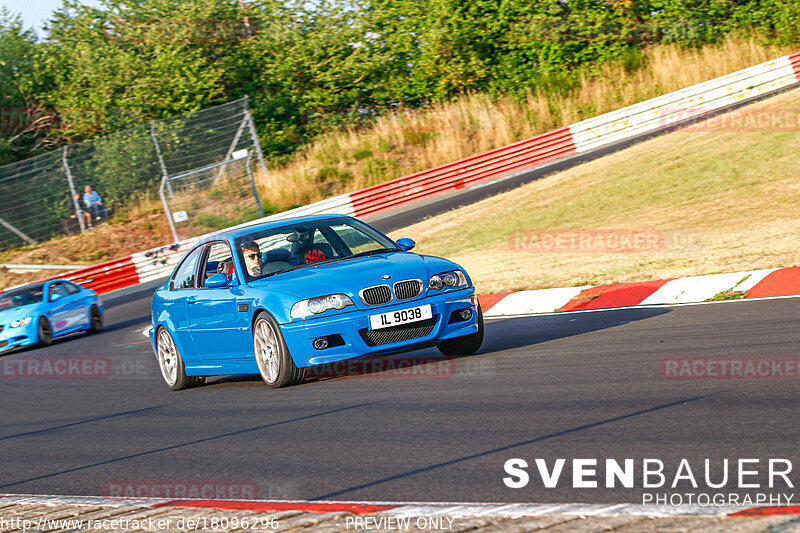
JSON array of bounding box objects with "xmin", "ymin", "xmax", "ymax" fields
[{"xmin": 0, "ymin": 8, "xmax": 42, "ymax": 163}]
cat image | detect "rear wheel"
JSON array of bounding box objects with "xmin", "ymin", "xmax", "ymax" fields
[
  {"xmin": 438, "ymin": 304, "xmax": 484, "ymax": 356},
  {"xmin": 88, "ymin": 305, "xmax": 103, "ymax": 333},
  {"xmin": 36, "ymin": 317, "xmax": 52, "ymax": 347},
  {"xmin": 156, "ymin": 327, "xmax": 203, "ymax": 391},
  {"xmin": 253, "ymin": 312, "xmax": 302, "ymax": 388}
]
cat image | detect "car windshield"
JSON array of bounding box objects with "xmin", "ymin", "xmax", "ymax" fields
[
  {"xmin": 235, "ymin": 218, "xmax": 400, "ymax": 281},
  {"xmin": 0, "ymin": 284, "xmax": 44, "ymax": 311}
]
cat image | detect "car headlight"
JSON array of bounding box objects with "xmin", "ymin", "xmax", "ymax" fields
[
  {"xmin": 10, "ymin": 317, "xmax": 32, "ymax": 328},
  {"xmin": 428, "ymin": 270, "xmax": 467, "ymax": 291},
  {"xmin": 291, "ymin": 294, "xmax": 354, "ymax": 319}
]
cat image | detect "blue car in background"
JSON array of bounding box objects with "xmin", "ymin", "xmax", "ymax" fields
[
  {"xmin": 150, "ymin": 214, "xmax": 484, "ymax": 390},
  {"xmin": 0, "ymin": 279, "xmax": 104, "ymax": 352}
]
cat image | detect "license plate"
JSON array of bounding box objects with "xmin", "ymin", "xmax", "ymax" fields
[{"xmin": 369, "ymin": 304, "xmax": 432, "ymax": 330}]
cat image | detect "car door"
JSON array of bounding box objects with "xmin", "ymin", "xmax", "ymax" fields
[
  {"xmin": 188, "ymin": 242, "xmax": 251, "ymax": 360},
  {"xmin": 61, "ymin": 282, "xmax": 88, "ymax": 328},
  {"xmin": 166, "ymin": 245, "xmax": 205, "ymax": 360},
  {"xmin": 46, "ymin": 282, "xmax": 82, "ymax": 334}
]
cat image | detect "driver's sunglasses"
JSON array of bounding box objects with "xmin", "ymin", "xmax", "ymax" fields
[{"xmin": 246, "ymin": 253, "xmax": 259, "ymax": 261}]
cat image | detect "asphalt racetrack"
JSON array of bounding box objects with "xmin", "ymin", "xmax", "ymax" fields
[{"xmin": 1, "ymin": 280, "xmax": 799, "ymax": 504}]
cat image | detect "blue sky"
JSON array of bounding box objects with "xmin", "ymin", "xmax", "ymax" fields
[{"xmin": 1, "ymin": 0, "xmax": 101, "ymax": 33}]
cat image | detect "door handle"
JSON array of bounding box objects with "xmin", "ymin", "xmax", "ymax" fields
[{"xmin": 186, "ymin": 296, "xmax": 197, "ymax": 304}]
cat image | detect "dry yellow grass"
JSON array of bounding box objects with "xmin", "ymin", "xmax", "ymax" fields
[
  {"xmin": 258, "ymin": 36, "xmax": 798, "ymax": 210},
  {"xmin": 389, "ymin": 87, "xmax": 800, "ymax": 294}
]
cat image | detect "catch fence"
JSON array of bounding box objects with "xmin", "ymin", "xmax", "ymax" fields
[{"xmin": 0, "ymin": 96, "xmax": 266, "ymax": 250}]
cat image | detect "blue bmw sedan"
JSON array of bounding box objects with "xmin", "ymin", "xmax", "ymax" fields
[
  {"xmin": 0, "ymin": 279, "xmax": 104, "ymax": 353},
  {"xmin": 150, "ymin": 215, "xmax": 483, "ymax": 390}
]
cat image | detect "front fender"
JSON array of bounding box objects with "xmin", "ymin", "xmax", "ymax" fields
[
  {"xmin": 243, "ymin": 287, "xmax": 300, "ymax": 325},
  {"xmin": 151, "ymin": 316, "xmax": 193, "ymax": 363}
]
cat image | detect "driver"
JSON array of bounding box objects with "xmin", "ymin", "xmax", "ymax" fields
[{"xmin": 241, "ymin": 240, "xmax": 262, "ymax": 277}]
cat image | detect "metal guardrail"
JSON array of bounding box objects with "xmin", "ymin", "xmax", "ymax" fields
[{"xmin": 1, "ymin": 264, "xmax": 87, "ymax": 271}]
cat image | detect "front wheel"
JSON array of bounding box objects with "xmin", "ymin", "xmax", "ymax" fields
[
  {"xmin": 438, "ymin": 304, "xmax": 484, "ymax": 356},
  {"xmin": 36, "ymin": 317, "xmax": 52, "ymax": 347},
  {"xmin": 253, "ymin": 312, "xmax": 302, "ymax": 388},
  {"xmin": 156, "ymin": 327, "xmax": 203, "ymax": 391}
]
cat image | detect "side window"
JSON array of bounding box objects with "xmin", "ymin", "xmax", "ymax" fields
[
  {"xmin": 201, "ymin": 242, "xmax": 235, "ymax": 286},
  {"xmin": 171, "ymin": 246, "xmax": 203, "ymax": 290},
  {"xmin": 63, "ymin": 282, "xmax": 81, "ymax": 295},
  {"xmin": 49, "ymin": 282, "xmax": 67, "ymax": 300}
]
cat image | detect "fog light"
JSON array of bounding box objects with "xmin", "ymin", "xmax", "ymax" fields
[
  {"xmin": 459, "ymin": 308, "xmax": 473, "ymax": 321},
  {"xmin": 313, "ymin": 337, "xmax": 329, "ymax": 350}
]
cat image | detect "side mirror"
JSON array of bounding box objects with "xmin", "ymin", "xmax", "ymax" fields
[
  {"xmin": 205, "ymin": 273, "xmax": 230, "ymax": 289},
  {"xmin": 50, "ymin": 293, "xmax": 62, "ymax": 302},
  {"xmin": 396, "ymin": 238, "xmax": 416, "ymax": 251}
]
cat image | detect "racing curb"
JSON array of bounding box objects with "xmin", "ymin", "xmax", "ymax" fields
[
  {"xmin": 2, "ymin": 494, "xmax": 800, "ymax": 518},
  {"xmin": 476, "ymin": 266, "xmax": 800, "ymax": 318}
]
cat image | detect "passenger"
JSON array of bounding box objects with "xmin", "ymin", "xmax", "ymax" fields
[{"xmin": 241, "ymin": 240, "xmax": 261, "ymax": 277}]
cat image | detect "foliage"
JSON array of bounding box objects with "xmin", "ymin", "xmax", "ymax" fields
[{"xmin": 0, "ymin": 0, "xmax": 798, "ymax": 164}]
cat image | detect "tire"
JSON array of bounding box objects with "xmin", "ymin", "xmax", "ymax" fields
[
  {"xmin": 155, "ymin": 327, "xmax": 203, "ymax": 391},
  {"xmin": 36, "ymin": 316, "xmax": 52, "ymax": 347},
  {"xmin": 88, "ymin": 305, "xmax": 103, "ymax": 333},
  {"xmin": 253, "ymin": 312, "xmax": 302, "ymax": 388},
  {"xmin": 438, "ymin": 303, "xmax": 484, "ymax": 356}
]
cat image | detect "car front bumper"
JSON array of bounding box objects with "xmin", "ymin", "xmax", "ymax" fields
[
  {"xmin": 0, "ymin": 322, "xmax": 37, "ymax": 353},
  {"xmin": 279, "ymin": 287, "xmax": 479, "ymax": 368}
]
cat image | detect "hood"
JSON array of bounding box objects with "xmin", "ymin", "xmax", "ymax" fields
[
  {"xmin": 249, "ymin": 251, "xmax": 461, "ymax": 302},
  {"xmin": 0, "ymin": 302, "xmax": 44, "ymax": 324}
]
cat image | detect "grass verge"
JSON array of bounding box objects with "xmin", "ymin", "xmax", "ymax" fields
[{"xmin": 388, "ymin": 87, "xmax": 800, "ymax": 294}]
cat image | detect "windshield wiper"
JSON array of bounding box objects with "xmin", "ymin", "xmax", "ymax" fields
[{"xmin": 348, "ymin": 247, "xmax": 400, "ymax": 259}]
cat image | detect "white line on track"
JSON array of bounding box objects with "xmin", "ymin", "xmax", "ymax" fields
[{"xmin": 483, "ymin": 292, "xmax": 800, "ymax": 320}]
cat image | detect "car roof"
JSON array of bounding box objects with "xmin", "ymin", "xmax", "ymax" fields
[
  {"xmin": 197, "ymin": 214, "xmax": 352, "ymax": 245},
  {"xmin": 0, "ymin": 281, "xmax": 46, "ymax": 297},
  {"xmin": 0, "ymin": 278, "xmax": 81, "ymax": 296}
]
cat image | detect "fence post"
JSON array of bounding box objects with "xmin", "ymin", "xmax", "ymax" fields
[
  {"xmin": 0, "ymin": 216, "xmax": 36, "ymax": 245},
  {"xmin": 243, "ymin": 95, "xmax": 268, "ymax": 182},
  {"xmin": 151, "ymin": 121, "xmax": 179, "ymax": 243},
  {"xmin": 62, "ymin": 146, "xmax": 86, "ymax": 233},
  {"xmin": 245, "ymin": 156, "xmax": 264, "ymax": 218},
  {"xmin": 224, "ymin": 115, "xmax": 248, "ymax": 161}
]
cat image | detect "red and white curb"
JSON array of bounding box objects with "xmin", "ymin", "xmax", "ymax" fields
[
  {"xmin": 1, "ymin": 494, "xmax": 800, "ymax": 519},
  {"xmin": 478, "ymin": 266, "xmax": 800, "ymax": 318}
]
